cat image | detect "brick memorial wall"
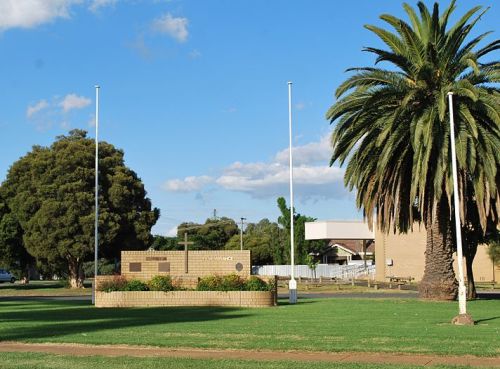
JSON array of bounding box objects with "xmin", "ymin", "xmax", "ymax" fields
[
  {"xmin": 121, "ymin": 250, "xmax": 251, "ymax": 281},
  {"xmin": 95, "ymin": 250, "xmax": 276, "ymax": 307}
]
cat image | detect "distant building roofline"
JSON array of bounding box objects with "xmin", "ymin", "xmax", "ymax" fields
[{"xmin": 305, "ymin": 220, "xmax": 374, "ymax": 240}]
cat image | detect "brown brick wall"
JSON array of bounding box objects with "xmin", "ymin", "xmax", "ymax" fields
[
  {"xmin": 121, "ymin": 250, "xmax": 251, "ymax": 281},
  {"xmin": 95, "ymin": 290, "xmax": 276, "ymax": 308},
  {"xmin": 375, "ymin": 226, "xmax": 499, "ymax": 282}
]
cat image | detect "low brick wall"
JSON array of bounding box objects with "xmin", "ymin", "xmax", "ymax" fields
[{"xmin": 95, "ymin": 290, "xmax": 276, "ymax": 308}]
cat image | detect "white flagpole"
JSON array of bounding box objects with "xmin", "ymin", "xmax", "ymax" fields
[
  {"xmin": 288, "ymin": 81, "xmax": 297, "ymax": 304},
  {"xmin": 92, "ymin": 85, "xmax": 100, "ymax": 305},
  {"xmin": 447, "ymin": 92, "xmax": 473, "ymax": 325}
]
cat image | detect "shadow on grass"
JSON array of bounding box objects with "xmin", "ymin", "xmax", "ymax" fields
[
  {"xmin": 0, "ymin": 300, "xmax": 249, "ymax": 342},
  {"xmin": 0, "ymin": 281, "xmax": 92, "ymax": 291},
  {"xmin": 277, "ymin": 300, "xmax": 318, "ymax": 306},
  {"xmin": 476, "ymin": 292, "xmax": 500, "ymax": 300},
  {"xmin": 475, "ymin": 316, "xmax": 500, "ymax": 324}
]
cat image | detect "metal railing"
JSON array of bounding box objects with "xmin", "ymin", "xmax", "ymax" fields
[{"xmin": 252, "ymin": 264, "xmax": 375, "ymax": 279}]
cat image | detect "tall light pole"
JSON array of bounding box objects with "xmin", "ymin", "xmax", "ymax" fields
[
  {"xmin": 447, "ymin": 92, "xmax": 473, "ymax": 325},
  {"xmin": 288, "ymin": 81, "xmax": 297, "ymax": 304},
  {"xmin": 240, "ymin": 217, "xmax": 246, "ymax": 251},
  {"xmin": 92, "ymin": 85, "xmax": 100, "ymax": 305}
]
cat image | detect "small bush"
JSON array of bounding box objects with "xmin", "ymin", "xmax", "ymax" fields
[
  {"xmin": 97, "ymin": 276, "xmax": 128, "ymax": 292},
  {"xmin": 221, "ymin": 274, "xmax": 245, "ymax": 291},
  {"xmin": 197, "ymin": 274, "xmax": 270, "ymax": 291},
  {"xmin": 149, "ymin": 275, "xmax": 174, "ymax": 292},
  {"xmin": 124, "ymin": 279, "xmax": 149, "ymax": 291},
  {"xmin": 197, "ymin": 275, "xmax": 223, "ymax": 291},
  {"xmin": 244, "ymin": 276, "xmax": 269, "ymax": 291}
]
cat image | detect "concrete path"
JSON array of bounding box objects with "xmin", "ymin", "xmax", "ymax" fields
[{"xmin": 0, "ymin": 342, "xmax": 499, "ymax": 367}]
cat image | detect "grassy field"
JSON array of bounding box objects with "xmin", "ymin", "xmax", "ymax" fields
[
  {"xmin": 0, "ymin": 298, "xmax": 498, "ymax": 357},
  {"xmin": 0, "ymin": 281, "xmax": 92, "ymax": 296},
  {"xmin": 1, "ymin": 280, "xmax": 495, "ymax": 297},
  {"xmin": 277, "ymin": 283, "xmax": 417, "ymax": 294},
  {"xmin": 0, "ymin": 352, "xmax": 495, "ymax": 369}
]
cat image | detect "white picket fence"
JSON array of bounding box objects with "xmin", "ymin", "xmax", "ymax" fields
[{"xmin": 252, "ymin": 264, "xmax": 376, "ymax": 280}]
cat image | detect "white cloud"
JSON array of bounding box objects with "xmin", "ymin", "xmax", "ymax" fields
[
  {"xmin": 216, "ymin": 161, "xmax": 345, "ymax": 199},
  {"xmin": 89, "ymin": 0, "xmax": 117, "ymax": 13},
  {"xmin": 295, "ymin": 102, "xmax": 305, "ymax": 110},
  {"xmin": 151, "ymin": 13, "xmax": 189, "ymax": 43},
  {"xmin": 163, "ymin": 176, "xmax": 214, "ymax": 192},
  {"xmin": 0, "ymin": 0, "xmax": 81, "ymax": 31},
  {"xmin": 87, "ymin": 114, "xmax": 96, "ymax": 127},
  {"xmin": 162, "ymin": 135, "xmax": 349, "ymax": 200},
  {"xmin": 188, "ymin": 49, "xmax": 202, "ymax": 59},
  {"xmin": 275, "ymin": 134, "xmax": 332, "ymax": 166},
  {"xmin": 26, "ymin": 99, "xmax": 49, "ymax": 118},
  {"xmin": 26, "ymin": 92, "xmax": 92, "ymax": 131},
  {"xmin": 166, "ymin": 226, "xmax": 178, "ymax": 237},
  {"xmin": 59, "ymin": 94, "xmax": 91, "ymax": 112}
]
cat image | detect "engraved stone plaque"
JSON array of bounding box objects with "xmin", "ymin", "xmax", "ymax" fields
[
  {"xmin": 129, "ymin": 262, "xmax": 142, "ymax": 272},
  {"xmin": 158, "ymin": 262, "xmax": 170, "ymax": 272}
]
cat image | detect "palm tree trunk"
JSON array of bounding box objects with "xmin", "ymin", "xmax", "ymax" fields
[
  {"xmin": 419, "ymin": 197, "xmax": 458, "ymax": 300},
  {"xmin": 465, "ymin": 256, "xmax": 476, "ymax": 299},
  {"xmin": 464, "ymin": 239, "xmax": 477, "ymax": 299}
]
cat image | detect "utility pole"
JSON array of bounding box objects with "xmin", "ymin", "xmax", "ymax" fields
[
  {"xmin": 288, "ymin": 81, "xmax": 297, "ymax": 304},
  {"xmin": 240, "ymin": 217, "xmax": 246, "ymax": 251},
  {"xmin": 92, "ymin": 85, "xmax": 100, "ymax": 305},
  {"xmin": 448, "ymin": 92, "xmax": 473, "ymax": 325}
]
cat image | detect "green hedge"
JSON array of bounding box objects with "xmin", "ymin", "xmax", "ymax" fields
[
  {"xmin": 98, "ymin": 274, "xmax": 273, "ymax": 292},
  {"xmin": 197, "ymin": 274, "xmax": 272, "ymax": 291},
  {"xmin": 148, "ymin": 276, "xmax": 174, "ymax": 292}
]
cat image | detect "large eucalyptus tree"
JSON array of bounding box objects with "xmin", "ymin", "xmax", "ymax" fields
[{"xmin": 327, "ymin": 1, "xmax": 499, "ymax": 299}]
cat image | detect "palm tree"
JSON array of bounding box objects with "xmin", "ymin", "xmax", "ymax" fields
[{"xmin": 327, "ymin": 1, "xmax": 499, "ymax": 299}]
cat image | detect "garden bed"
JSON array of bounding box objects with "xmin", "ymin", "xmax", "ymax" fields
[
  {"xmin": 95, "ymin": 290, "xmax": 276, "ymax": 308},
  {"xmin": 94, "ymin": 275, "xmax": 277, "ymax": 308}
]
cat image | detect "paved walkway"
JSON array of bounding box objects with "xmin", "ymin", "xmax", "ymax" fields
[{"xmin": 1, "ymin": 342, "xmax": 499, "ymax": 367}]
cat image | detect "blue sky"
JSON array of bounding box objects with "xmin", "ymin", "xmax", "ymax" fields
[{"xmin": 0, "ymin": 0, "xmax": 498, "ymax": 236}]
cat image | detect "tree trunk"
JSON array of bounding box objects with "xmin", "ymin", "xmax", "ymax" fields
[
  {"xmin": 465, "ymin": 256, "xmax": 476, "ymax": 299},
  {"xmin": 68, "ymin": 258, "xmax": 84, "ymax": 289},
  {"xmin": 462, "ymin": 226, "xmax": 478, "ymax": 300},
  {"xmin": 419, "ymin": 197, "xmax": 458, "ymax": 300},
  {"xmin": 21, "ymin": 264, "xmax": 31, "ymax": 284}
]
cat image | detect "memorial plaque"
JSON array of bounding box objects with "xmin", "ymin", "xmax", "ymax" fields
[
  {"xmin": 235, "ymin": 262, "xmax": 243, "ymax": 272},
  {"xmin": 158, "ymin": 262, "xmax": 170, "ymax": 272},
  {"xmin": 129, "ymin": 262, "xmax": 142, "ymax": 272}
]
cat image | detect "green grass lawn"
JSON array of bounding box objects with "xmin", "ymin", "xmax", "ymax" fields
[
  {"xmin": 0, "ymin": 353, "xmax": 496, "ymax": 369},
  {"xmin": 0, "ymin": 281, "xmax": 92, "ymax": 296},
  {"xmin": 0, "ymin": 298, "xmax": 498, "ymax": 357}
]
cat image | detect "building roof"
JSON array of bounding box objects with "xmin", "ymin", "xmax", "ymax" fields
[
  {"xmin": 327, "ymin": 240, "xmax": 375, "ymax": 254},
  {"xmin": 305, "ymin": 220, "xmax": 374, "ymax": 240}
]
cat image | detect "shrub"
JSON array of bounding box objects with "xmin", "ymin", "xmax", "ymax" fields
[
  {"xmin": 149, "ymin": 275, "xmax": 174, "ymax": 292},
  {"xmin": 221, "ymin": 274, "xmax": 245, "ymax": 291},
  {"xmin": 197, "ymin": 275, "xmax": 223, "ymax": 291},
  {"xmin": 97, "ymin": 276, "xmax": 128, "ymax": 292},
  {"xmin": 124, "ymin": 279, "xmax": 149, "ymax": 291},
  {"xmin": 197, "ymin": 274, "xmax": 270, "ymax": 291},
  {"xmin": 244, "ymin": 276, "xmax": 269, "ymax": 291}
]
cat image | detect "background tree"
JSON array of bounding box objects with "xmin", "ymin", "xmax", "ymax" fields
[
  {"xmin": 326, "ymin": 1, "xmax": 499, "ymax": 299},
  {"xmin": 1, "ymin": 130, "xmax": 159, "ymax": 288},
  {"xmin": 150, "ymin": 235, "xmax": 180, "ymax": 251},
  {"xmin": 277, "ymin": 197, "xmax": 324, "ymax": 264},
  {"xmin": 0, "ymin": 191, "xmax": 32, "ymax": 280},
  {"xmin": 224, "ymin": 219, "xmax": 280, "ymax": 265},
  {"xmin": 486, "ymin": 230, "xmax": 500, "ymax": 270},
  {"xmin": 177, "ymin": 217, "xmax": 238, "ymax": 250}
]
